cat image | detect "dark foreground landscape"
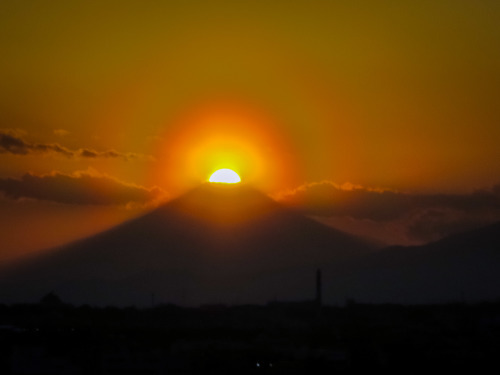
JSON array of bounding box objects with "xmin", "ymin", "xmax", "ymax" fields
[{"xmin": 2, "ymin": 295, "xmax": 500, "ymax": 374}]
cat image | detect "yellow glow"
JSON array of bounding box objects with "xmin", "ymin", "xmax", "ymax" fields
[
  {"xmin": 209, "ymin": 169, "xmax": 241, "ymax": 184},
  {"xmin": 153, "ymin": 100, "xmax": 301, "ymax": 194}
]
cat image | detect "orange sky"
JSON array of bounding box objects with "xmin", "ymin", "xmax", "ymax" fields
[{"xmin": 1, "ymin": 1, "xmax": 500, "ymax": 259}]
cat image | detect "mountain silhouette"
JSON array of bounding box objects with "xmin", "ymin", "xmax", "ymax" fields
[
  {"xmin": 328, "ymin": 221, "xmax": 500, "ymax": 304},
  {"xmin": 0, "ymin": 184, "xmax": 372, "ymax": 306}
]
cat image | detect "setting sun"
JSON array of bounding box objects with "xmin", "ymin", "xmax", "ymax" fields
[{"xmin": 209, "ymin": 169, "xmax": 241, "ymax": 184}]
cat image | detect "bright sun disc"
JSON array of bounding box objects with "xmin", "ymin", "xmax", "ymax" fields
[{"xmin": 209, "ymin": 169, "xmax": 241, "ymax": 184}]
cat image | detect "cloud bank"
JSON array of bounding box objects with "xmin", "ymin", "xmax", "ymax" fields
[
  {"xmin": 274, "ymin": 181, "xmax": 500, "ymax": 244},
  {"xmin": 0, "ymin": 129, "xmax": 153, "ymax": 161},
  {"xmin": 0, "ymin": 169, "xmax": 167, "ymax": 207}
]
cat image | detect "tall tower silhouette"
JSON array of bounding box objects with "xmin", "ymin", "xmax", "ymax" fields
[{"xmin": 316, "ymin": 268, "xmax": 322, "ymax": 312}]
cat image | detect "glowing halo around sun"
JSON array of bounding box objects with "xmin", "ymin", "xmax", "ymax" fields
[
  {"xmin": 209, "ymin": 169, "xmax": 241, "ymax": 184},
  {"xmin": 152, "ymin": 99, "xmax": 302, "ymax": 194}
]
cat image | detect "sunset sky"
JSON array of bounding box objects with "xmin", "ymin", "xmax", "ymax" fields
[{"xmin": 1, "ymin": 1, "xmax": 500, "ymax": 259}]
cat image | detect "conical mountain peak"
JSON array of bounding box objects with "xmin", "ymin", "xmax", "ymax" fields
[
  {"xmin": 0, "ymin": 183, "xmax": 372, "ymax": 306},
  {"xmin": 158, "ymin": 183, "xmax": 285, "ymax": 226}
]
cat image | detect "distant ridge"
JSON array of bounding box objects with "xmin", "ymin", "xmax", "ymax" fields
[
  {"xmin": 0, "ymin": 184, "xmax": 372, "ymax": 306},
  {"xmin": 327, "ymin": 221, "xmax": 500, "ymax": 304}
]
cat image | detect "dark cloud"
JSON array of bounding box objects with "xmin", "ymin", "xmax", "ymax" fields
[
  {"xmin": 275, "ymin": 181, "xmax": 500, "ymax": 244},
  {"xmin": 274, "ymin": 182, "xmax": 412, "ymax": 221},
  {"xmin": 0, "ymin": 129, "xmax": 153, "ymax": 161},
  {"xmin": 0, "ymin": 130, "xmax": 31, "ymax": 155},
  {"xmin": 405, "ymin": 206, "xmax": 500, "ymax": 244},
  {"xmin": 0, "ymin": 170, "xmax": 167, "ymax": 207}
]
